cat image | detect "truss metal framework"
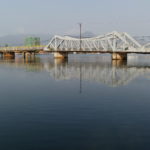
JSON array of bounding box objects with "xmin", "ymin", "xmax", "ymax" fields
[{"xmin": 44, "ymin": 31, "xmax": 150, "ymax": 52}]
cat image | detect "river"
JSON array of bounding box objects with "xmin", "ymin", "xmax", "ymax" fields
[{"xmin": 0, "ymin": 54, "xmax": 150, "ymax": 150}]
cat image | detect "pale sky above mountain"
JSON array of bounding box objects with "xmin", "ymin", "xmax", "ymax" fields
[{"xmin": 0, "ymin": 0, "xmax": 150, "ymax": 36}]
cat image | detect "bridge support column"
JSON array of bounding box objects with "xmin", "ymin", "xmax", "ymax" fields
[
  {"xmin": 112, "ymin": 53, "xmax": 127, "ymax": 60},
  {"xmin": 25, "ymin": 52, "xmax": 31, "ymax": 58},
  {"xmin": 23, "ymin": 52, "xmax": 33, "ymax": 59},
  {"xmin": 3, "ymin": 52, "xmax": 15, "ymax": 59},
  {"xmin": 23, "ymin": 52, "xmax": 36, "ymax": 62},
  {"xmin": 54, "ymin": 52, "xmax": 68, "ymax": 59}
]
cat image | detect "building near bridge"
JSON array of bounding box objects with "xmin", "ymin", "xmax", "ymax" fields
[{"xmin": 25, "ymin": 37, "xmax": 40, "ymax": 46}]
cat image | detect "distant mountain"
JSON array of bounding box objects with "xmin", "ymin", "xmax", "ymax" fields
[
  {"xmin": 0, "ymin": 33, "xmax": 150, "ymax": 47},
  {"xmin": 0, "ymin": 32, "xmax": 96, "ymax": 47},
  {"xmin": 66, "ymin": 31, "xmax": 96, "ymax": 38},
  {"xmin": 82, "ymin": 31, "xmax": 96, "ymax": 38},
  {"xmin": 0, "ymin": 34, "xmax": 52, "ymax": 47},
  {"xmin": 134, "ymin": 36, "xmax": 150, "ymax": 45}
]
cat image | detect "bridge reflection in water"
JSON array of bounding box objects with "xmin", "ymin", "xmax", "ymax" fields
[{"xmin": 0, "ymin": 55, "xmax": 150, "ymax": 87}]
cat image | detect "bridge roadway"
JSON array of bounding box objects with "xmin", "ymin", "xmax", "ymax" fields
[
  {"xmin": 0, "ymin": 45, "xmax": 45, "ymax": 59},
  {"xmin": 1, "ymin": 45, "xmax": 150, "ymax": 60}
]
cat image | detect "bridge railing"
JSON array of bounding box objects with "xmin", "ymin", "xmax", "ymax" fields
[{"xmin": 0, "ymin": 45, "xmax": 46, "ymax": 51}]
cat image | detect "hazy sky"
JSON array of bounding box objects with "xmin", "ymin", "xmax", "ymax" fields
[{"xmin": 0, "ymin": 0, "xmax": 150, "ymax": 36}]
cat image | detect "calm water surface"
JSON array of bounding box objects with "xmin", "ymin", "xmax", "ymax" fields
[{"xmin": 0, "ymin": 54, "xmax": 150, "ymax": 150}]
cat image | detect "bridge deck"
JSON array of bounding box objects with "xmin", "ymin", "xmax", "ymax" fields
[
  {"xmin": 0, "ymin": 46, "xmax": 150, "ymax": 55},
  {"xmin": 0, "ymin": 46, "xmax": 45, "ymax": 53}
]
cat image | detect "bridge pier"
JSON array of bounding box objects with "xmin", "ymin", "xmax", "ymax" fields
[
  {"xmin": 54, "ymin": 52, "xmax": 68, "ymax": 59},
  {"xmin": 25, "ymin": 52, "xmax": 31, "ymax": 58},
  {"xmin": 3, "ymin": 52, "xmax": 15, "ymax": 59},
  {"xmin": 23, "ymin": 52, "xmax": 35, "ymax": 59},
  {"xmin": 112, "ymin": 53, "xmax": 127, "ymax": 60}
]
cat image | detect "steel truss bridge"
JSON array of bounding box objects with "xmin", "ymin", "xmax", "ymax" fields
[
  {"xmin": 44, "ymin": 31, "xmax": 150, "ymax": 53},
  {"xmin": 0, "ymin": 31, "xmax": 150, "ymax": 60}
]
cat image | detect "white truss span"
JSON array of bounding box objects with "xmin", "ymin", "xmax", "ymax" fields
[{"xmin": 44, "ymin": 31, "xmax": 150, "ymax": 52}]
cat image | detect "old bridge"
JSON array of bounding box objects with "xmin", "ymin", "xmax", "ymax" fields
[{"xmin": 0, "ymin": 31, "xmax": 150, "ymax": 60}]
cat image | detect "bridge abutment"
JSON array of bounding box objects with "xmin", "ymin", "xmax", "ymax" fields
[
  {"xmin": 112, "ymin": 53, "xmax": 127, "ymax": 60},
  {"xmin": 54, "ymin": 52, "xmax": 68, "ymax": 59}
]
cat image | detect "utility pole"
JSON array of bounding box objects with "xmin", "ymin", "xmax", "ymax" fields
[{"xmin": 79, "ymin": 23, "xmax": 82, "ymax": 50}]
